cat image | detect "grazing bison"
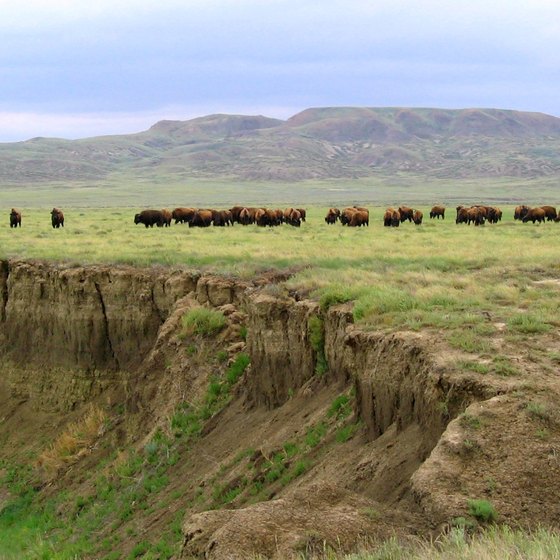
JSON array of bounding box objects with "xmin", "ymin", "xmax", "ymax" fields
[
  {"xmin": 514, "ymin": 205, "xmax": 530, "ymax": 221},
  {"xmin": 51, "ymin": 208, "xmax": 64, "ymax": 228},
  {"xmin": 413, "ymin": 210, "xmax": 423, "ymax": 225},
  {"xmin": 398, "ymin": 206, "xmax": 414, "ymax": 223},
  {"xmin": 383, "ymin": 208, "xmax": 400, "ymax": 227},
  {"xmin": 134, "ymin": 209, "xmax": 163, "ymax": 228},
  {"xmin": 325, "ymin": 208, "xmax": 340, "ymax": 224},
  {"xmin": 161, "ymin": 209, "xmax": 172, "ymax": 227},
  {"xmin": 456, "ymin": 206, "xmax": 469, "ymax": 224},
  {"xmin": 541, "ymin": 206, "xmax": 557, "ymax": 221},
  {"xmin": 190, "ymin": 209, "xmax": 213, "ymax": 227},
  {"xmin": 340, "ymin": 207, "xmax": 357, "ymax": 226},
  {"xmin": 9, "ymin": 208, "xmax": 21, "ymax": 228},
  {"xmin": 296, "ymin": 208, "xmax": 306, "ymax": 222},
  {"xmin": 229, "ymin": 206, "xmax": 245, "ymax": 223},
  {"xmin": 522, "ymin": 207, "xmax": 546, "ymax": 224},
  {"xmin": 430, "ymin": 205, "xmax": 445, "ymax": 219},
  {"xmin": 487, "ymin": 207, "xmax": 502, "ymax": 224},
  {"xmin": 211, "ymin": 209, "xmax": 233, "ymax": 226},
  {"xmin": 172, "ymin": 207, "xmax": 196, "ymax": 224},
  {"xmin": 238, "ymin": 207, "xmax": 252, "ymax": 225},
  {"xmin": 284, "ymin": 208, "xmax": 302, "ymax": 227},
  {"xmin": 467, "ymin": 207, "xmax": 485, "ymax": 226},
  {"xmin": 348, "ymin": 210, "xmax": 369, "ymax": 227}
]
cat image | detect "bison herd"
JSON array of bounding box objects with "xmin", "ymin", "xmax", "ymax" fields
[
  {"xmin": 134, "ymin": 207, "xmax": 307, "ymax": 228},
  {"xmin": 6, "ymin": 204, "xmax": 560, "ymax": 230}
]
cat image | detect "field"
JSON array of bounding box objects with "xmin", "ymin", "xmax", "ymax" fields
[
  {"xmin": 2, "ymin": 204, "xmax": 560, "ymax": 376},
  {"xmin": 1, "ymin": 204, "xmax": 560, "ymax": 558},
  {"xmin": 2, "ymin": 204, "xmax": 560, "ymax": 316}
]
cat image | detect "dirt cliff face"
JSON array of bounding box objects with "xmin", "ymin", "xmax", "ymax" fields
[{"xmin": 1, "ymin": 258, "xmax": 559, "ymax": 559}]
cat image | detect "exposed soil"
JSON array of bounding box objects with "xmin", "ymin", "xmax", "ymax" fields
[{"xmin": 0, "ymin": 258, "xmax": 559, "ymax": 559}]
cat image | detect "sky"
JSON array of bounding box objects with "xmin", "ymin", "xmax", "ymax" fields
[{"xmin": 1, "ymin": 0, "xmax": 559, "ymax": 142}]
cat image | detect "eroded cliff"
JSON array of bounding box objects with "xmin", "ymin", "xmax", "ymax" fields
[{"xmin": 0, "ymin": 259, "xmax": 558, "ymax": 559}]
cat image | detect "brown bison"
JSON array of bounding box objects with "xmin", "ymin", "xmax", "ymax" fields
[
  {"xmin": 467, "ymin": 207, "xmax": 485, "ymax": 226},
  {"xmin": 190, "ymin": 209, "xmax": 213, "ymax": 227},
  {"xmin": 430, "ymin": 205, "xmax": 445, "ymax": 219},
  {"xmin": 383, "ymin": 208, "xmax": 400, "ymax": 227},
  {"xmin": 238, "ymin": 207, "xmax": 252, "ymax": 225},
  {"xmin": 522, "ymin": 207, "xmax": 546, "ymax": 224},
  {"xmin": 325, "ymin": 208, "xmax": 340, "ymax": 224},
  {"xmin": 51, "ymin": 208, "xmax": 64, "ymax": 228},
  {"xmin": 161, "ymin": 209, "xmax": 172, "ymax": 227},
  {"xmin": 296, "ymin": 208, "xmax": 306, "ymax": 222},
  {"xmin": 413, "ymin": 210, "xmax": 423, "ymax": 225},
  {"xmin": 340, "ymin": 207, "xmax": 357, "ymax": 226},
  {"xmin": 348, "ymin": 210, "xmax": 369, "ymax": 227},
  {"xmin": 284, "ymin": 208, "xmax": 302, "ymax": 227},
  {"xmin": 134, "ymin": 209, "xmax": 163, "ymax": 228},
  {"xmin": 398, "ymin": 206, "xmax": 414, "ymax": 223},
  {"xmin": 514, "ymin": 205, "xmax": 530, "ymax": 221},
  {"xmin": 9, "ymin": 208, "xmax": 21, "ymax": 228},
  {"xmin": 456, "ymin": 206, "xmax": 468, "ymax": 224},
  {"xmin": 487, "ymin": 207, "xmax": 502, "ymax": 224},
  {"xmin": 541, "ymin": 206, "xmax": 557, "ymax": 221},
  {"xmin": 211, "ymin": 209, "xmax": 233, "ymax": 226},
  {"xmin": 172, "ymin": 207, "xmax": 196, "ymax": 224}
]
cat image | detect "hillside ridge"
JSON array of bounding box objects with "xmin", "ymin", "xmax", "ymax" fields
[{"xmin": 1, "ymin": 107, "xmax": 560, "ymax": 183}]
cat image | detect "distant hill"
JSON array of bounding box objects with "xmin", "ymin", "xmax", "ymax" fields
[{"xmin": 2, "ymin": 107, "xmax": 560, "ymax": 184}]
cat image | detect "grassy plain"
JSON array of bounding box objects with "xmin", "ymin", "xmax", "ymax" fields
[
  {"xmin": 1, "ymin": 205, "xmax": 559, "ymax": 361},
  {"xmin": 0, "ymin": 207, "xmax": 560, "ymax": 332}
]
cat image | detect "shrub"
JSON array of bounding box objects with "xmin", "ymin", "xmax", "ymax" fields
[
  {"xmin": 226, "ymin": 353, "xmax": 250, "ymax": 385},
  {"xmin": 180, "ymin": 307, "xmax": 226, "ymax": 337},
  {"xmin": 308, "ymin": 315, "xmax": 328, "ymax": 375},
  {"xmin": 327, "ymin": 394, "xmax": 352, "ymax": 419},
  {"xmin": 468, "ymin": 499, "xmax": 498, "ymax": 523}
]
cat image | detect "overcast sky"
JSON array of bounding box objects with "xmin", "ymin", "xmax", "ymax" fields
[{"xmin": 1, "ymin": 0, "xmax": 559, "ymax": 141}]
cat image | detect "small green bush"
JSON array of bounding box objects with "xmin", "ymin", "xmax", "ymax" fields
[
  {"xmin": 308, "ymin": 315, "xmax": 328, "ymax": 375},
  {"xmin": 226, "ymin": 353, "xmax": 250, "ymax": 385},
  {"xmin": 508, "ymin": 313, "xmax": 551, "ymax": 334},
  {"xmin": 180, "ymin": 308, "xmax": 226, "ymax": 337},
  {"xmin": 467, "ymin": 499, "xmax": 498, "ymax": 523},
  {"xmin": 327, "ymin": 394, "xmax": 352, "ymax": 419}
]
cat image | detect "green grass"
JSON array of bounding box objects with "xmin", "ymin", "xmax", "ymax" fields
[{"xmin": 180, "ymin": 307, "xmax": 227, "ymax": 337}]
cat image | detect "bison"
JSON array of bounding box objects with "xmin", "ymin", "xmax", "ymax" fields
[
  {"xmin": 9, "ymin": 208, "xmax": 21, "ymax": 228},
  {"xmin": 238, "ymin": 207, "xmax": 252, "ymax": 225},
  {"xmin": 456, "ymin": 206, "xmax": 469, "ymax": 224},
  {"xmin": 398, "ymin": 206, "xmax": 414, "ymax": 223},
  {"xmin": 541, "ymin": 206, "xmax": 557, "ymax": 221},
  {"xmin": 161, "ymin": 209, "xmax": 172, "ymax": 227},
  {"xmin": 172, "ymin": 207, "xmax": 196, "ymax": 224},
  {"xmin": 413, "ymin": 210, "xmax": 423, "ymax": 225},
  {"xmin": 340, "ymin": 207, "xmax": 357, "ymax": 226},
  {"xmin": 348, "ymin": 210, "xmax": 369, "ymax": 227},
  {"xmin": 383, "ymin": 208, "xmax": 400, "ymax": 227},
  {"xmin": 522, "ymin": 207, "xmax": 546, "ymax": 224},
  {"xmin": 430, "ymin": 205, "xmax": 445, "ymax": 219},
  {"xmin": 134, "ymin": 209, "xmax": 163, "ymax": 228},
  {"xmin": 514, "ymin": 205, "xmax": 530, "ymax": 221},
  {"xmin": 51, "ymin": 208, "xmax": 64, "ymax": 228},
  {"xmin": 284, "ymin": 208, "xmax": 302, "ymax": 227},
  {"xmin": 189, "ymin": 209, "xmax": 213, "ymax": 227},
  {"xmin": 325, "ymin": 208, "xmax": 340, "ymax": 224}
]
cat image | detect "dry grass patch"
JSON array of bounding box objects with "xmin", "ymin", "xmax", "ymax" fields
[{"xmin": 36, "ymin": 405, "xmax": 107, "ymax": 479}]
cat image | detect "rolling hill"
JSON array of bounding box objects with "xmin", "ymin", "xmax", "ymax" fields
[{"xmin": 1, "ymin": 107, "xmax": 560, "ymax": 186}]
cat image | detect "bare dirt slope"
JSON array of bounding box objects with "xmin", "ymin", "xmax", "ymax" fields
[{"xmin": 0, "ymin": 259, "xmax": 559, "ymax": 559}]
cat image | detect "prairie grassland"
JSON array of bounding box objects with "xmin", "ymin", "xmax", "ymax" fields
[{"xmin": 2, "ymin": 206, "xmax": 559, "ymax": 359}]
